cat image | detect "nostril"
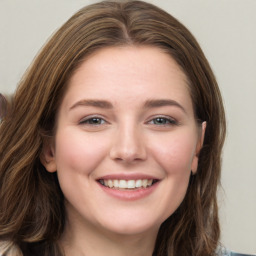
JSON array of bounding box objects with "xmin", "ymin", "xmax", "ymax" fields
[
  {"xmin": 109, "ymin": 144, "xmax": 147, "ymax": 163},
  {"xmin": 109, "ymin": 129, "xmax": 147, "ymax": 162}
]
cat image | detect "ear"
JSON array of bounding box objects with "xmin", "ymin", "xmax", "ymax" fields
[
  {"xmin": 191, "ymin": 121, "xmax": 207, "ymax": 174},
  {"xmin": 40, "ymin": 138, "xmax": 57, "ymax": 173}
]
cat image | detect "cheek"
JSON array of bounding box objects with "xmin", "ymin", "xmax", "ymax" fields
[
  {"xmin": 150, "ymin": 131, "xmax": 197, "ymax": 175},
  {"xmin": 54, "ymin": 128, "xmax": 109, "ymax": 175},
  {"xmin": 148, "ymin": 132, "xmax": 197, "ymax": 219}
]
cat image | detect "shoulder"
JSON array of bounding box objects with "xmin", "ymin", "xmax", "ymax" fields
[
  {"xmin": 0, "ymin": 240, "xmax": 23, "ymax": 256},
  {"xmin": 217, "ymin": 246, "xmax": 256, "ymax": 256}
]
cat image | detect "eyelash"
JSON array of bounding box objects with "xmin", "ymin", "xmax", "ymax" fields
[
  {"xmin": 79, "ymin": 116, "xmax": 178, "ymax": 127},
  {"xmin": 79, "ymin": 116, "xmax": 107, "ymax": 126},
  {"xmin": 147, "ymin": 116, "xmax": 178, "ymax": 126}
]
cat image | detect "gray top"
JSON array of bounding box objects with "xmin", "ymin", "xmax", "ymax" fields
[
  {"xmin": 218, "ymin": 247, "xmax": 256, "ymax": 256},
  {"xmin": 1, "ymin": 244, "xmax": 255, "ymax": 256}
]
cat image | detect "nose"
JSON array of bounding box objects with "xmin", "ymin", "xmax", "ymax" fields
[{"xmin": 109, "ymin": 124, "xmax": 147, "ymax": 163}]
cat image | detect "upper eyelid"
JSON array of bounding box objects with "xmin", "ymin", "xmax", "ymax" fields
[
  {"xmin": 79, "ymin": 114, "xmax": 106, "ymax": 119},
  {"xmin": 146, "ymin": 116, "xmax": 179, "ymax": 127},
  {"xmin": 146, "ymin": 115, "xmax": 176, "ymax": 122},
  {"xmin": 79, "ymin": 115, "xmax": 108, "ymax": 124}
]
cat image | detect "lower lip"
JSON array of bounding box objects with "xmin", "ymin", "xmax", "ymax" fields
[{"xmin": 98, "ymin": 182, "xmax": 159, "ymax": 201}]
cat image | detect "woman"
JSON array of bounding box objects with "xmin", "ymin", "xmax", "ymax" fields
[{"xmin": 0, "ymin": 1, "xmax": 226, "ymax": 255}]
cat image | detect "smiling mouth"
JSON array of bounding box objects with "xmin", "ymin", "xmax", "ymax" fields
[{"xmin": 97, "ymin": 179, "xmax": 159, "ymax": 190}]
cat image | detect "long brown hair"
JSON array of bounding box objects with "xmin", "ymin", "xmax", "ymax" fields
[{"xmin": 0, "ymin": 1, "xmax": 226, "ymax": 255}]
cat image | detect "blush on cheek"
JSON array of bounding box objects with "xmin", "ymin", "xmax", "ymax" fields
[
  {"xmin": 153, "ymin": 138, "xmax": 196, "ymax": 175},
  {"xmin": 55, "ymin": 131, "xmax": 109, "ymax": 176}
]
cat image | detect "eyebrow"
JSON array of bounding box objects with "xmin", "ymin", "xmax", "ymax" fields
[
  {"xmin": 144, "ymin": 99, "xmax": 186, "ymax": 114},
  {"xmin": 69, "ymin": 99, "xmax": 113, "ymax": 110},
  {"xmin": 69, "ymin": 98, "xmax": 186, "ymax": 113}
]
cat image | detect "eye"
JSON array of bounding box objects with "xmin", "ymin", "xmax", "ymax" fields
[
  {"xmin": 148, "ymin": 116, "xmax": 177, "ymax": 126},
  {"xmin": 79, "ymin": 117, "xmax": 107, "ymax": 126}
]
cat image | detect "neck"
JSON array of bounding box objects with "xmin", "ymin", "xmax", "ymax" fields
[{"xmin": 59, "ymin": 208, "xmax": 158, "ymax": 256}]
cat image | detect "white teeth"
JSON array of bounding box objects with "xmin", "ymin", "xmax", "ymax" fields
[
  {"xmin": 113, "ymin": 180, "xmax": 119, "ymax": 188},
  {"xmin": 119, "ymin": 180, "xmax": 127, "ymax": 188},
  {"xmin": 99, "ymin": 179, "xmax": 155, "ymax": 189},
  {"xmin": 108, "ymin": 180, "xmax": 113, "ymax": 188},
  {"xmin": 147, "ymin": 179, "xmax": 153, "ymax": 186},
  {"xmin": 135, "ymin": 180, "xmax": 142, "ymax": 188},
  {"xmin": 142, "ymin": 179, "xmax": 148, "ymax": 188},
  {"xmin": 127, "ymin": 180, "xmax": 135, "ymax": 188}
]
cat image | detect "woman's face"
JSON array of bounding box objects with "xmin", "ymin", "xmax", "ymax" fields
[{"xmin": 43, "ymin": 46, "xmax": 204, "ymax": 237}]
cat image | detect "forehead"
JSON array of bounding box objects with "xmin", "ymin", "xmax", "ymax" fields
[
  {"xmin": 63, "ymin": 46, "xmax": 193, "ymax": 111},
  {"xmin": 74, "ymin": 45, "xmax": 188, "ymax": 77}
]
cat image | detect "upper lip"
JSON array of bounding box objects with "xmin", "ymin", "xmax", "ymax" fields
[{"xmin": 96, "ymin": 173, "xmax": 160, "ymax": 181}]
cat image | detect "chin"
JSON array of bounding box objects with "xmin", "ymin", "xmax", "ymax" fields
[{"xmin": 97, "ymin": 213, "xmax": 164, "ymax": 237}]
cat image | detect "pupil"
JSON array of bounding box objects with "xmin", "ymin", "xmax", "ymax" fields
[
  {"xmin": 155, "ymin": 118, "xmax": 165, "ymax": 124},
  {"xmin": 91, "ymin": 118, "xmax": 100, "ymax": 124}
]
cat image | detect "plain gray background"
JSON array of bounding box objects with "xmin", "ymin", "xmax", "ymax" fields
[{"xmin": 0, "ymin": 0, "xmax": 255, "ymax": 254}]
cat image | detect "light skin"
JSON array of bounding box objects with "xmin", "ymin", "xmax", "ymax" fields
[{"xmin": 41, "ymin": 46, "xmax": 206, "ymax": 256}]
